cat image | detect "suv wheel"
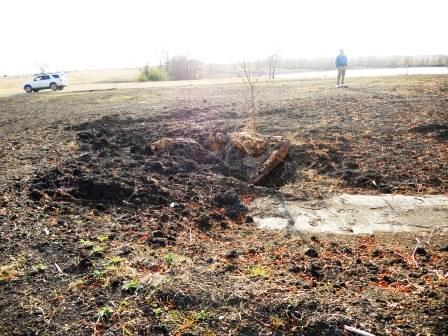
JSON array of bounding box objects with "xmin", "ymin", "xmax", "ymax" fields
[
  {"xmin": 24, "ymin": 85, "xmax": 32, "ymax": 93},
  {"xmin": 50, "ymin": 82, "xmax": 58, "ymax": 91}
]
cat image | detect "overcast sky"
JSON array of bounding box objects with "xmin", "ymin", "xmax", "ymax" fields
[{"xmin": 1, "ymin": 0, "xmax": 447, "ymax": 75}]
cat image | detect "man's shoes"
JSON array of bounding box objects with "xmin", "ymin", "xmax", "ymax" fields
[{"xmin": 336, "ymin": 84, "xmax": 340, "ymax": 88}]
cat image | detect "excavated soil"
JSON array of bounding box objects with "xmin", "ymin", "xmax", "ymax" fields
[{"xmin": 0, "ymin": 75, "xmax": 447, "ymax": 335}]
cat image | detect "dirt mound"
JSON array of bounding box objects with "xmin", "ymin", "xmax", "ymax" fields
[
  {"xmin": 30, "ymin": 116, "xmax": 262, "ymax": 246},
  {"xmin": 72, "ymin": 178, "xmax": 133, "ymax": 202},
  {"xmin": 35, "ymin": 111, "xmax": 442, "ymax": 212},
  {"xmin": 31, "ymin": 116, "xmax": 297, "ymax": 208}
]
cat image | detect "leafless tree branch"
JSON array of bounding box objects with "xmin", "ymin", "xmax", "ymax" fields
[{"xmin": 238, "ymin": 60, "xmax": 260, "ymax": 133}]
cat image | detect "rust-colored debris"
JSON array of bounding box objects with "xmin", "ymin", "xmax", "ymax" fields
[
  {"xmin": 250, "ymin": 139, "xmax": 290, "ymax": 184},
  {"xmin": 229, "ymin": 131, "xmax": 268, "ymax": 156},
  {"xmin": 151, "ymin": 132, "xmax": 290, "ymax": 184}
]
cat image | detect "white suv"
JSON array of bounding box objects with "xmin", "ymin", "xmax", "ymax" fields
[{"xmin": 23, "ymin": 73, "xmax": 68, "ymax": 93}]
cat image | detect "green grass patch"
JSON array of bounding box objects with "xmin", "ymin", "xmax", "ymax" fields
[
  {"xmin": 94, "ymin": 305, "xmax": 114, "ymax": 321},
  {"xmin": 31, "ymin": 263, "xmax": 47, "ymax": 274},
  {"xmin": 97, "ymin": 234, "xmax": 109, "ymax": 242},
  {"xmin": 122, "ymin": 279, "xmax": 140, "ymax": 292},
  {"xmin": 249, "ymin": 265, "xmax": 270, "ymax": 277}
]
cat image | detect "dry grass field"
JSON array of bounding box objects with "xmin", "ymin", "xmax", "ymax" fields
[
  {"xmin": 0, "ymin": 75, "xmax": 447, "ymax": 335},
  {"xmin": 0, "ymin": 68, "xmax": 247, "ymax": 97}
]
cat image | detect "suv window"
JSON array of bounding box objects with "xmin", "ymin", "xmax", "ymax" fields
[
  {"xmin": 33, "ymin": 76, "xmax": 41, "ymax": 81},
  {"xmin": 51, "ymin": 74, "xmax": 60, "ymax": 78},
  {"xmin": 41, "ymin": 75, "xmax": 51, "ymax": 80}
]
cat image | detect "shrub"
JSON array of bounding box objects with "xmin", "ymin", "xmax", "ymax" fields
[
  {"xmin": 166, "ymin": 56, "xmax": 203, "ymax": 80},
  {"xmin": 138, "ymin": 65, "xmax": 166, "ymax": 82}
]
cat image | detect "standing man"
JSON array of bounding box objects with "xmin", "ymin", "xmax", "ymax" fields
[{"xmin": 336, "ymin": 49, "xmax": 348, "ymax": 87}]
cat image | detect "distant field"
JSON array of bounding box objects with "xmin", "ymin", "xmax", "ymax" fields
[
  {"xmin": 0, "ymin": 68, "xmax": 246, "ymax": 97},
  {"xmin": 2, "ymin": 66, "xmax": 447, "ymax": 97},
  {"xmin": 0, "ymin": 68, "xmax": 139, "ymax": 95}
]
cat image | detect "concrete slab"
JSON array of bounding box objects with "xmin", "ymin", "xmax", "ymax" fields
[{"xmin": 249, "ymin": 194, "xmax": 448, "ymax": 234}]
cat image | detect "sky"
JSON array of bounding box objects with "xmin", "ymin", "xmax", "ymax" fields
[{"xmin": 1, "ymin": 0, "xmax": 447, "ymax": 75}]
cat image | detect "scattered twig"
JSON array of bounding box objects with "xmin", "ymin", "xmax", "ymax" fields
[
  {"xmin": 426, "ymin": 225, "xmax": 448, "ymax": 245},
  {"xmin": 344, "ymin": 325, "xmax": 376, "ymax": 336},
  {"xmin": 411, "ymin": 238, "xmax": 421, "ymax": 268},
  {"xmin": 178, "ymin": 222, "xmax": 193, "ymax": 243},
  {"xmin": 54, "ymin": 263, "xmax": 63, "ymax": 274},
  {"xmin": 37, "ymin": 306, "xmax": 45, "ymax": 320}
]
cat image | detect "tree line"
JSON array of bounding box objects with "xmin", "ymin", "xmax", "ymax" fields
[{"xmin": 138, "ymin": 54, "xmax": 448, "ymax": 81}]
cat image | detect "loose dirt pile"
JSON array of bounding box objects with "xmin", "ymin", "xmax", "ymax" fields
[{"xmin": 29, "ymin": 115, "xmax": 266, "ymax": 244}]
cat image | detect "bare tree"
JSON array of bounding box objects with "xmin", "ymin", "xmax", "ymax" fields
[
  {"xmin": 158, "ymin": 49, "xmax": 170, "ymax": 74},
  {"xmin": 267, "ymin": 53, "xmax": 279, "ymax": 79},
  {"xmin": 165, "ymin": 55, "xmax": 202, "ymax": 80},
  {"xmin": 238, "ymin": 61, "xmax": 260, "ymax": 133},
  {"xmin": 37, "ymin": 63, "xmax": 48, "ymax": 74}
]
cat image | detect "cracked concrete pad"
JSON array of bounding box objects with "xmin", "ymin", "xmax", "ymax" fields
[{"xmin": 249, "ymin": 194, "xmax": 448, "ymax": 234}]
